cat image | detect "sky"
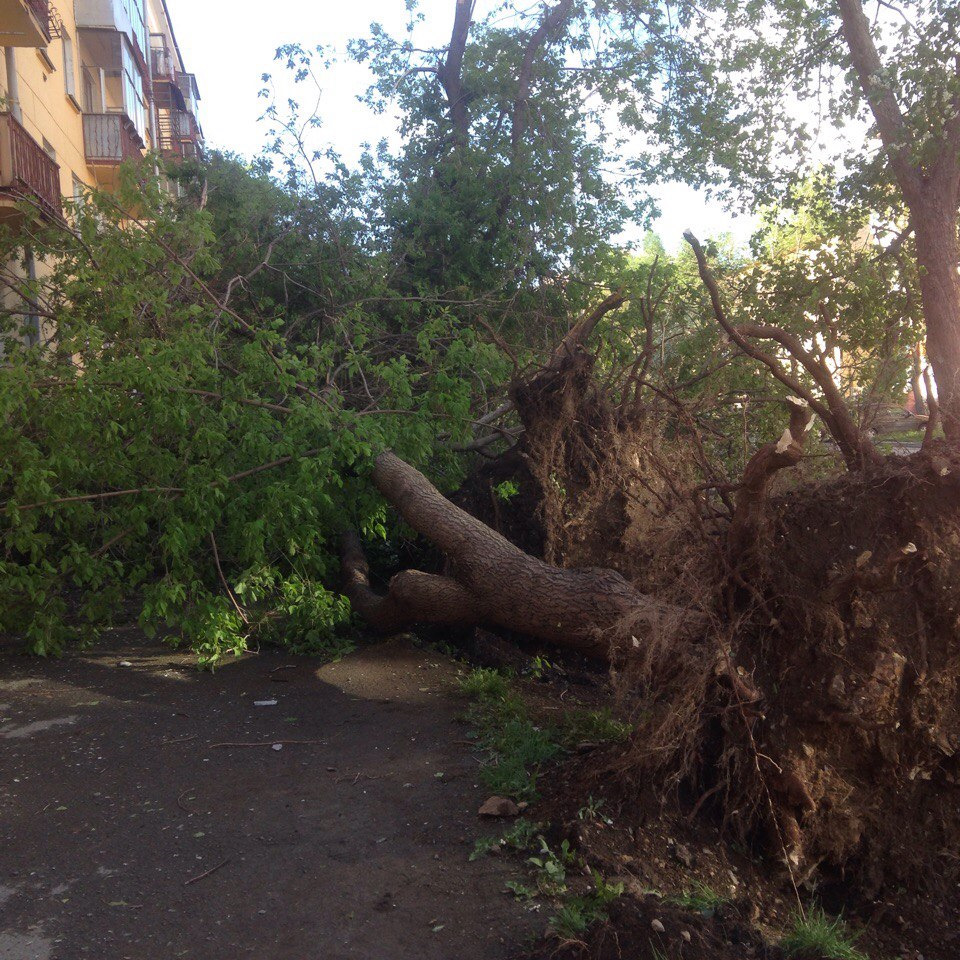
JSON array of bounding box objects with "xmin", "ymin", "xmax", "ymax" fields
[{"xmin": 164, "ymin": 0, "xmax": 757, "ymax": 249}]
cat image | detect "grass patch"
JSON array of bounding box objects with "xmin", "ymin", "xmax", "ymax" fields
[
  {"xmin": 457, "ymin": 668, "xmax": 631, "ymax": 800},
  {"xmin": 668, "ymin": 881, "xmax": 729, "ymax": 916},
  {"xmin": 780, "ymin": 908, "xmax": 868, "ymax": 960},
  {"xmin": 457, "ymin": 668, "xmax": 559, "ymax": 799},
  {"xmin": 560, "ymin": 707, "xmax": 632, "ymax": 746},
  {"xmin": 459, "ymin": 668, "xmax": 625, "ymax": 939}
]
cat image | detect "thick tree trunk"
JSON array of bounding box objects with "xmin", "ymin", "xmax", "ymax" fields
[
  {"xmin": 913, "ymin": 203, "xmax": 960, "ymax": 441},
  {"xmin": 341, "ymin": 451, "xmax": 700, "ymax": 658}
]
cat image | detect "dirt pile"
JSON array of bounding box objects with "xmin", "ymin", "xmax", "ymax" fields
[
  {"xmin": 604, "ymin": 441, "xmax": 960, "ymax": 914},
  {"xmin": 730, "ymin": 441, "xmax": 960, "ymax": 895}
]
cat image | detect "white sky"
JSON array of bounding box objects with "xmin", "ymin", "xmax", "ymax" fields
[{"xmin": 165, "ymin": 0, "xmax": 756, "ymax": 249}]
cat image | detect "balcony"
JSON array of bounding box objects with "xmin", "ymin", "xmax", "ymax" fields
[
  {"xmin": 82, "ymin": 113, "xmax": 144, "ymax": 166},
  {"xmin": 150, "ymin": 35, "xmax": 175, "ymax": 82},
  {"xmin": 0, "ymin": 111, "xmax": 62, "ymax": 222},
  {"xmin": 157, "ymin": 108, "xmax": 202, "ymax": 160},
  {"xmin": 0, "ymin": 0, "xmax": 52, "ymax": 47}
]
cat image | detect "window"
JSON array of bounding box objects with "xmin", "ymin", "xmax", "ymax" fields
[
  {"xmin": 62, "ymin": 30, "xmax": 77, "ymax": 100},
  {"xmin": 42, "ymin": 137, "xmax": 55, "ymax": 161},
  {"xmin": 72, "ymin": 175, "xmax": 86, "ymax": 207}
]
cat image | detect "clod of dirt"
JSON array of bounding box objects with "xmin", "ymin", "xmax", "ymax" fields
[{"xmin": 478, "ymin": 796, "xmax": 520, "ymax": 817}]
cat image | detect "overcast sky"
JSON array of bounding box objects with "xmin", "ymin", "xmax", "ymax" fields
[{"xmin": 164, "ymin": 0, "xmax": 756, "ymax": 248}]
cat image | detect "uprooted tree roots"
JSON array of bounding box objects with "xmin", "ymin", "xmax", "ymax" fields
[{"xmin": 342, "ymin": 352, "xmax": 960, "ymax": 903}]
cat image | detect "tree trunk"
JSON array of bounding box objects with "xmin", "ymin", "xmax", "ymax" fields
[
  {"xmin": 836, "ymin": 0, "xmax": 960, "ymax": 441},
  {"xmin": 912, "ymin": 201, "xmax": 960, "ymax": 441},
  {"xmin": 341, "ymin": 451, "xmax": 700, "ymax": 658}
]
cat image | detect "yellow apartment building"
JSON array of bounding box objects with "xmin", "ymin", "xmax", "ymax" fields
[
  {"xmin": 0, "ymin": 0, "xmax": 202, "ymax": 342},
  {"xmin": 0, "ymin": 0, "xmax": 202, "ymax": 219}
]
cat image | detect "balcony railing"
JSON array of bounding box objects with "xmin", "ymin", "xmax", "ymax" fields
[
  {"xmin": 0, "ymin": 0, "xmax": 52, "ymax": 46},
  {"xmin": 0, "ymin": 111, "xmax": 62, "ymax": 219},
  {"xmin": 82, "ymin": 113, "xmax": 144, "ymax": 165}
]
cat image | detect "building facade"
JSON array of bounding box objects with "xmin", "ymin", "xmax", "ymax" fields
[{"xmin": 0, "ymin": 0, "xmax": 202, "ymax": 223}]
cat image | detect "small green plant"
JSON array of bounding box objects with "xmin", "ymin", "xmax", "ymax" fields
[
  {"xmin": 502, "ymin": 818, "xmax": 542, "ymax": 850},
  {"xmin": 780, "ymin": 908, "xmax": 868, "ymax": 960},
  {"xmin": 528, "ymin": 837, "xmax": 573, "ymax": 895},
  {"xmin": 550, "ymin": 869, "xmax": 624, "ymax": 939},
  {"xmin": 504, "ymin": 879, "xmax": 536, "ymax": 901},
  {"xmin": 576, "ymin": 795, "xmax": 613, "ymax": 825},
  {"xmin": 470, "ymin": 818, "xmax": 543, "ymax": 861},
  {"xmin": 668, "ymin": 881, "xmax": 728, "ymax": 916},
  {"xmin": 470, "ymin": 835, "xmax": 503, "ymax": 861},
  {"xmin": 493, "ymin": 479, "xmax": 520, "ymax": 502},
  {"xmin": 525, "ymin": 655, "xmax": 558, "ymax": 680}
]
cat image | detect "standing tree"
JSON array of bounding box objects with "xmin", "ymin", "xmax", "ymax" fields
[{"xmin": 650, "ymin": 0, "xmax": 959, "ymax": 439}]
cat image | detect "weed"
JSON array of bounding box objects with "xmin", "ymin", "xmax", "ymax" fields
[
  {"xmin": 505, "ymin": 879, "xmax": 537, "ymax": 901},
  {"xmin": 668, "ymin": 881, "xmax": 729, "ymax": 916},
  {"xmin": 470, "ymin": 835, "xmax": 503, "ymax": 861},
  {"xmin": 525, "ymin": 655, "xmax": 558, "ymax": 680},
  {"xmin": 576, "ymin": 795, "xmax": 613, "ymax": 825},
  {"xmin": 481, "ymin": 717, "xmax": 560, "ymax": 798},
  {"xmin": 528, "ymin": 837, "xmax": 572, "ymax": 895},
  {"xmin": 780, "ymin": 908, "xmax": 868, "ymax": 960}
]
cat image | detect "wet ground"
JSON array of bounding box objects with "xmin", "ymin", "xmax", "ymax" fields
[{"xmin": 0, "ymin": 634, "xmax": 538, "ymax": 959}]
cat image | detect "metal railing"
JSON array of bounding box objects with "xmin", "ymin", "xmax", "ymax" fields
[
  {"xmin": 82, "ymin": 113, "xmax": 144, "ymax": 165},
  {"xmin": 0, "ymin": 111, "xmax": 62, "ymax": 219},
  {"xmin": 157, "ymin": 109, "xmax": 202, "ymax": 159},
  {"xmin": 24, "ymin": 0, "xmax": 52, "ymax": 43}
]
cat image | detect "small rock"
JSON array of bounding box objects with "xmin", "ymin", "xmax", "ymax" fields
[
  {"xmin": 478, "ymin": 796, "xmax": 520, "ymax": 818},
  {"xmin": 650, "ymin": 919, "xmax": 665, "ymax": 934},
  {"xmin": 681, "ymin": 930, "xmax": 691, "ymax": 943},
  {"xmin": 671, "ymin": 842, "xmax": 694, "ymax": 867},
  {"xmin": 118, "ymin": 661, "xmax": 133, "ymax": 668},
  {"xmin": 253, "ymin": 700, "xmax": 278, "ymax": 707},
  {"xmin": 271, "ymin": 743, "xmax": 283, "ymax": 751}
]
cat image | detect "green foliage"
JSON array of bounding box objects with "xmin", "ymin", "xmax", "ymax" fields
[
  {"xmin": 493, "ymin": 480, "xmax": 520, "ymax": 502},
  {"xmin": 458, "ymin": 669, "xmax": 632, "ymax": 798},
  {"xmin": 527, "ymin": 836, "xmax": 575, "ymax": 896},
  {"xmin": 576, "ymin": 796, "xmax": 612, "ymax": 826},
  {"xmin": 458, "ymin": 666, "xmax": 512, "ymax": 702},
  {"xmin": 0, "ymin": 161, "xmax": 503, "ymax": 664},
  {"xmin": 780, "ymin": 908, "xmax": 868, "ymax": 960}
]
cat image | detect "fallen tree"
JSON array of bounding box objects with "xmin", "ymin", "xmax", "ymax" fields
[{"xmin": 341, "ymin": 449, "xmax": 701, "ymax": 659}]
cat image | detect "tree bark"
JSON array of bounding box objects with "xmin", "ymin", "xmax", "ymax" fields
[
  {"xmin": 836, "ymin": 0, "xmax": 960, "ymax": 440},
  {"xmin": 439, "ymin": 0, "xmax": 475, "ymax": 148},
  {"xmin": 341, "ymin": 451, "xmax": 700, "ymax": 658}
]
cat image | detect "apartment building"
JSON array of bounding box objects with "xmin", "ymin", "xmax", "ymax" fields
[{"xmin": 0, "ymin": 0, "xmax": 202, "ymax": 226}]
